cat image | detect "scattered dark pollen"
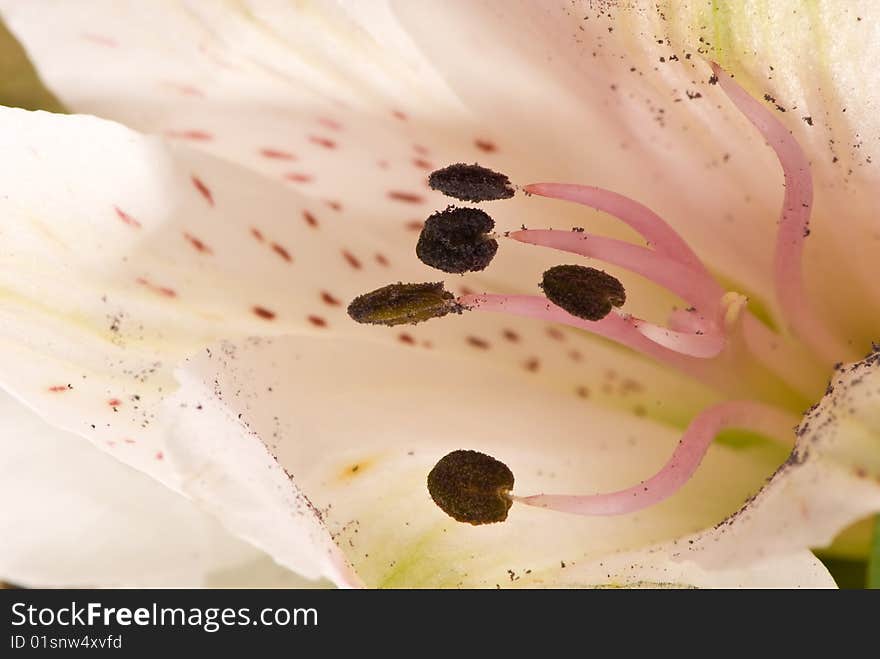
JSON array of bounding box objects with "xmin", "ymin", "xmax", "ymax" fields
[
  {"xmin": 347, "ymin": 281, "xmax": 464, "ymax": 326},
  {"xmin": 416, "ymin": 206, "xmax": 498, "ymax": 273},
  {"xmin": 540, "ymin": 264, "xmax": 626, "ymax": 321},
  {"xmin": 427, "ymin": 450, "xmax": 514, "ymax": 525},
  {"xmin": 428, "ymin": 163, "xmax": 515, "ymax": 202}
]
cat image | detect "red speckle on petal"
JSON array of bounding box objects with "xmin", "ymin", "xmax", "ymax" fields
[
  {"xmin": 377, "ymin": 160, "xmax": 390, "ymax": 170},
  {"xmin": 392, "ymin": 109, "xmax": 408, "ymax": 121},
  {"xmin": 165, "ymin": 129, "xmax": 213, "ymax": 141},
  {"xmin": 375, "ymin": 253, "xmax": 390, "ymax": 267},
  {"xmin": 475, "ymin": 138, "xmax": 497, "ymax": 153},
  {"xmin": 183, "ymin": 232, "xmax": 212, "ymax": 254},
  {"xmin": 251, "ymin": 227, "xmax": 265, "ymax": 242},
  {"xmin": 405, "ymin": 220, "xmax": 424, "ymax": 232},
  {"xmin": 460, "ymin": 286, "xmax": 476, "ymax": 296},
  {"xmin": 284, "ymin": 172, "xmax": 314, "ymax": 183},
  {"xmin": 155, "ymin": 451, "xmax": 164, "ymax": 461},
  {"xmin": 546, "ymin": 327, "xmax": 565, "ymax": 341},
  {"xmin": 308, "ymin": 315, "xmax": 328, "ymax": 328},
  {"xmin": 114, "ymin": 206, "xmax": 142, "ymax": 229},
  {"xmin": 398, "ymin": 333, "xmax": 416, "ymax": 345},
  {"xmin": 321, "ymin": 291, "xmax": 341, "ymax": 306},
  {"xmin": 342, "ymin": 250, "xmax": 362, "ymax": 270},
  {"xmin": 502, "ymin": 329, "xmax": 520, "ymax": 343},
  {"xmin": 413, "ymin": 158, "xmax": 433, "ymax": 170},
  {"xmin": 123, "ymin": 438, "xmax": 137, "ymax": 444},
  {"xmin": 413, "ymin": 144, "xmax": 429, "ymax": 156},
  {"xmin": 317, "ymin": 117, "xmax": 343, "ymax": 131},
  {"xmin": 136, "ymin": 277, "xmax": 177, "ymax": 298},
  {"xmin": 48, "ymin": 385, "xmax": 70, "ymax": 393},
  {"xmin": 303, "ymin": 210, "xmax": 319, "ymax": 228},
  {"xmin": 191, "ymin": 175, "xmax": 214, "ymax": 206},
  {"xmin": 523, "ymin": 357, "xmax": 540, "ymax": 373},
  {"xmin": 388, "ymin": 191, "xmax": 424, "ymax": 204},
  {"xmin": 576, "ymin": 386, "xmax": 590, "ymax": 399},
  {"xmin": 466, "ymin": 336, "xmax": 490, "ymax": 350},
  {"xmin": 271, "ymin": 243, "xmax": 293, "ymax": 262},
  {"xmin": 82, "ymin": 33, "xmax": 118, "ymax": 47},
  {"xmin": 309, "ymin": 135, "xmax": 337, "ymax": 149},
  {"xmin": 324, "ymin": 200, "xmax": 343, "ymax": 212},
  {"xmin": 260, "ymin": 148, "xmax": 296, "ymax": 160},
  {"xmin": 252, "ymin": 306, "xmax": 276, "ymax": 320},
  {"xmin": 568, "ymin": 349, "xmax": 583, "ymax": 362},
  {"xmin": 107, "ymin": 398, "xmax": 122, "ymax": 408}
]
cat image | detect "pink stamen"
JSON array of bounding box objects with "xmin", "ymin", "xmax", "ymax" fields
[
  {"xmin": 711, "ymin": 62, "xmax": 850, "ymax": 364},
  {"xmin": 668, "ymin": 308, "xmax": 713, "ymax": 334},
  {"xmin": 461, "ymin": 293, "xmax": 723, "ymax": 360},
  {"xmin": 512, "ymin": 400, "xmax": 796, "ymax": 516},
  {"xmin": 523, "ymin": 183, "xmax": 709, "ymax": 276},
  {"xmin": 509, "ymin": 229, "xmax": 723, "ymax": 312},
  {"xmin": 628, "ymin": 317, "xmax": 725, "ymax": 358}
]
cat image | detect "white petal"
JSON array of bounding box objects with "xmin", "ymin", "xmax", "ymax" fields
[
  {"xmin": 0, "ymin": 388, "xmax": 316, "ymax": 587},
  {"xmin": 682, "ymin": 349, "xmax": 880, "ymax": 569},
  {"xmin": 555, "ymin": 547, "xmax": 833, "ymax": 589},
  {"xmin": 166, "ymin": 334, "xmax": 813, "ymax": 587}
]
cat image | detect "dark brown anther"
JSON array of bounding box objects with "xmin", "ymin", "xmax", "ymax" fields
[
  {"xmin": 347, "ymin": 282, "xmax": 464, "ymax": 326},
  {"xmin": 540, "ymin": 264, "xmax": 626, "ymax": 321},
  {"xmin": 416, "ymin": 206, "xmax": 498, "ymax": 274},
  {"xmin": 427, "ymin": 449, "xmax": 514, "ymax": 525},
  {"xmin": 428, "ymin": 163, "xmax": 515, "ymax": 202}
]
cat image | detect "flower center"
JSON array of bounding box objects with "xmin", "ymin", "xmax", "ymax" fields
[{"xmin": 347, "ymin": 62, "xmax": 861, "ymax": 524}]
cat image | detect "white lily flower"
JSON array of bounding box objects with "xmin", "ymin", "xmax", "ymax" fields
[{"xmin": 0, "ymin": 0, "xmax": 878, "ymax": 588}]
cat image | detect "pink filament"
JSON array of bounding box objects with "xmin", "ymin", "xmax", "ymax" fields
[
  {"xmin": 523, "ymin": 182, "xmax": 709, "ymax": 276},
  {"xmin": 628, "ymin": 317, "xmax": 725, "ymax": 358},
  {"xmin": 711, "ymin": 62, "xmax": 849, "ymax": 364},
  {"xmin": 462, "ymin": 293, "xmax": 723, "ymax": 359},
  {"xmin": 509, "ymin": 229, "xmax": 723, "ymax": 312},
  {"xmin": 512, "ymin": 400, "xmax": 796, "ymax": 516}
]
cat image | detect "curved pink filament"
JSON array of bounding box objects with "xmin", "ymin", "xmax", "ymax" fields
[
  {"xmin": 711, "ymin": 62, "xmax": 850, "ymax": 364},
  {"xmin": 512, "ymin": 400, "xmax": 796, "ymax": 516},
  {"xmin": 461, "ymin": 293, "xmax": 722, "ymax": 360},
  {"xmin": 523, "ymin": 182, "xmax": 709, "ymax": 276},
  {"xmin": 509, "ymin": 229, "xmax": 723, "ymax": 312},
  {"xmin": 628, "ymin": 317, "xmax": 724, "ymax": 358},
  {"xmin": 668, "ymin": 308, "xmax": 713, "ymax": 334}
]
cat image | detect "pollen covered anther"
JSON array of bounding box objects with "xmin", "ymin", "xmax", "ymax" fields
[
  {"xmin": 540, "ymin": 264, "xmax": 626, "ymax": 321},
  {"xmin": 427, "ymin": 449, "xmax": 514, "ymax": 525},
  {"xmin": 416, "ymin": 206, "xmax": 499, "ymax": 273},
  {"xmin": 428, "ymin": 163, "xmax": 515, "ymax": 202},
  {"xmin": 347, "ymin": 282, "xmax": 463, "ymax": 326}
]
